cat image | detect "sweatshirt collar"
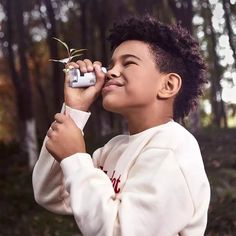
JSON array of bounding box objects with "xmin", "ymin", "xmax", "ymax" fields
[{"xmin": 128, "ymin": 120, "xmax": 174, "ymax": 141}]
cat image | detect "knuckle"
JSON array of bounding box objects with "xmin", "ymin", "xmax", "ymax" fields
[
  {"xmin": 76, "ymin": 59, "xmax": 83, "ymax": 63},
  {"xmin": 76, "ymin": 60, "xmax": 85, "ymax": 66},
  {"xmin": 54, "ymin": 113, "xmax": 60, "ymax": 119},
  {"xmin": 50, "ymin": 132, "xmax": 56, "ymax": 141},
  {"xmin": 47, "ymin": 128, "xmax": 57, "ymax": 140},
  {"xmin": 46, "ymin": 129, "xmax": 51, "ymax": 137},
  {"xmin": 52, "ymin": 123, "xmax": 57, "ymax": 131},
  {"xmin": 45, "ymin": 140, "xmax": 51, "ymax": 149},
  {"xmin": 65, "ymin": 62, "xmax": 75, "ymax": 69},
  {"xmin": 93, "ymin": 61, "xmax": 102, "ymax": 66},
  {"xmin": 84, "ymin": 59, "xmax": 92, "ymax": 64}
]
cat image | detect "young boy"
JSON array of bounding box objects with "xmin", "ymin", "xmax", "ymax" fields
[{"xmin": 32, "ymin": 16, "xmax": 210, "ymax": 236}]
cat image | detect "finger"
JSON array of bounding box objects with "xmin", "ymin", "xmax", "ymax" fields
[
  {"xmin": 51, "ymin": 121, "xmax": 58, "ymax": 131},
  {"xmin": 94, "ymin": 64, "xmax": 106, "ymax": 91},
  {"xmin": 75, "ymin": 60, "xmax": 87, "ymax": 73},
  {"xmin": 65, "ymin": 62, "xmax": 79, "ymax": 69},
  {"xmin": 45, "ymin": 139, "xmax": 53, "ymax": 153},
  {"xmin": 84, "ymin": 59, "xmax": 94, "ymax": 72},
  {"xmin": 47, "ymin": 128, "xmax": 53, "ymax": 139},
  {"xmin": 64, "ymin": 62, "xmax": 79, "ymax": 81},
  {"xmin": 54, "ymin": 113, "xmax": 66, "ymax": 123},
  {"xmin": 93, "ymin": 61, "xmax": 102, "ymax": 67}
]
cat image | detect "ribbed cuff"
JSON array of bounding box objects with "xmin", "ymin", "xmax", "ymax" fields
[
  {"xmin": 61, "ymin": 103, "xmax": 91, "ymax": 130},
  {"xmin": 60, "ymin": 153, "xmax": 93, "ymax": 180}
]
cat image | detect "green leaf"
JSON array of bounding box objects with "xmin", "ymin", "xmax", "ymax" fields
[
  {"xmin": 71, "ymin": 49, "xmax": 87, "ymax": 56},
  {"xmin": 52, "ymin": 37, "xmax": 70, "ymax": 55},
  {"xmin": 68, "ymin": 54, "xmax": 83, "ymax": 61},
  {"xmin": 48, "ymin": 58, "xmax": 70, "ymax": 64},
  {"xmin": 70, "ymin": 48, "xmax": 76, "ymax": 53}
]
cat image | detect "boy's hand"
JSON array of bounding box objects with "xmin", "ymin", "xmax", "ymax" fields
[
  {"xmin": 45, "ymin": 113, "xmax": 86, "ymax": 162},
  {"xmin": 64, "ymin": 59, "xmax": 106, "ymax": 111}
]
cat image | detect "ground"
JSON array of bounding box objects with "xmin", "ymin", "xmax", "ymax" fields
[{"xmin": 0, "ymin": 128, "xmax": 235, "ymax": 236}]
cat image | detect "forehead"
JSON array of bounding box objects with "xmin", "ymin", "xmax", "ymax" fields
[{"xmin": 111, "ymin": 40, "xmax": 153, "ymax": 61}]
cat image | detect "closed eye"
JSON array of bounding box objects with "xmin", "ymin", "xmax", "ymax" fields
[{"xmin": 123, "ymin": 61, "xmax": 137, "ymax": 67}]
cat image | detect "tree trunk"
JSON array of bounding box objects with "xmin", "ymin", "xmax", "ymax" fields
[
  {"xmin": 30, "ymin": 53, "xmax": 51, "ymax": 128},
  {"xmin": 222, "ymin": 0, "xmax": 236, "ymax": 70},
  {"xmin": 134, "ymin": 0, "xmax": 160, "ymax": 16},
  {"xmin": 80, "ymin": 0, "xmax": 89, "ymax": 49},
  {"xmin": 43, "ymin": 0, "xmax": 63, "ymax": 113},
  {"xmin": 168, "ymin": 0, "xmax": 193, "ymax": 32},
  {"xmin": 205, "ymin": 0, "xmax": 227, "ymax": 127},
  {"xmin": 167, "ymin": 0, "xmax": 202, "ymax": 131},
  {"xmin": 5, "ymin": 0, "xmax": 38, "ymax": 169}
]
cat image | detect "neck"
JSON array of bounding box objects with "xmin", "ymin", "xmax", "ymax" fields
[{"xmin": 124, "ymin": 103, "xmax": 173, "ymax": 135}]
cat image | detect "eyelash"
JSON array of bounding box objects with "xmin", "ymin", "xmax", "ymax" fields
[
  {"xmin": 107, "ymin": 61, "xmax": 136, "ymax": 70},
  {"xmin": 123, "ymin": 61, "xmax": 136, "ymax": 67}
]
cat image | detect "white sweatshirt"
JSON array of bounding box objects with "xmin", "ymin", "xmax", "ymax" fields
[{"xmin": 32, "ymin": 105, "xmax": 210, "ymax": 236}]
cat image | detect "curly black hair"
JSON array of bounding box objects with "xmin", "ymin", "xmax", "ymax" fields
[{"xmin": 107, "ymin": 15, "xmax": 207, "ymax": 122}]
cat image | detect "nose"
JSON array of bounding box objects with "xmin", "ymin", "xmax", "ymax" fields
[{"xmin": 106, "ymin": 66, "xmax": 121, "ymax": 79}]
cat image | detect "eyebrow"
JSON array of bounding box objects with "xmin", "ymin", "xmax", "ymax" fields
[
  {"xmin": 109, "ymin": 54, "xmax": 142, "ymax": 65},
  {"xmin": 120, "ymin": 54, "xmax": 142, "ymax": 61}
]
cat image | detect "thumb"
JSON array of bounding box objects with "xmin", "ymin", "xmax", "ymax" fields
[{"xmin": 94, "ymin": 65, "xmax": 106, "ymax": 91}]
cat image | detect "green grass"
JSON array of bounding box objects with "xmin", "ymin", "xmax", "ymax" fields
[{"xmin": 0, "ymin": 128, "xmax": 236, "ymax": 235}]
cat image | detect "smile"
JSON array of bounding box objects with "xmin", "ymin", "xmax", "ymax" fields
[{"xmin": 102, "ymin": 80, "xmax": 124, "ymax": 93}]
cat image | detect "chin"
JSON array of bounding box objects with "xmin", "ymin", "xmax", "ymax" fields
[
  {"xmin": 102, "ymin": 100, "xmax": 116, "ymax": 112},
  {"xmin": 102, "ymin": 98, "xmax": 122, "ymax": 114}
]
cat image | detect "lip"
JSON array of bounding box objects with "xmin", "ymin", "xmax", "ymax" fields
[
  {"xmin": 102, "ymin": 80, "xmax": 124, "ymax": 94},
  {"xmin": 104, "ymin": 80, "xmax": 124, "ymax": 87}
]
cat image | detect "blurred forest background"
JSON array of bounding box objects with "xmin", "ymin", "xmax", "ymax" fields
[{"xmin": 0, "ymin": 0, "xmax": 236, "ymax": 235}]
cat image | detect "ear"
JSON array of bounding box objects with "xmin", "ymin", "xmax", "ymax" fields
[{"xmin": 157, "ymin": 73, "xmax": 182, "ymax": 99}]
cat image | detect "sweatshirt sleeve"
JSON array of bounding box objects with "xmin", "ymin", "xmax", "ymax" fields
[
  {"xmin": 32, "ymin": 104, "xmax": 91, "ymax": 214},
  {"xmin": 60, "ymin": 147, "xmax": 202, "ymax": 236}
]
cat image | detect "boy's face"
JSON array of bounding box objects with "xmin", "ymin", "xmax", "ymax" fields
[{"xmin": 102, "ymin": 40, "xmax": 166, "ymax": 115}]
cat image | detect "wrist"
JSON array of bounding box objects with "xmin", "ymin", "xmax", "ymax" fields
[
  {"xmin": 65, "ymin": 101, "xmax": 90, "ymax": 112},
  {"xmin": 66, "ymin": 104, "xmax": 89, "ymax": 112},
  {"xmin": 62, "ymin": 104, "xmax": 91, "ymax": 131}
]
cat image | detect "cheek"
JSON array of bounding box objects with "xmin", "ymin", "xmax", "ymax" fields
[
  {"xmin": 125, "ymin": 70, "xmax": 158, "ymax": 89},
  {"xmin": 126, "ymin": 79, "xmax": 158, "ymax": 101}
]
